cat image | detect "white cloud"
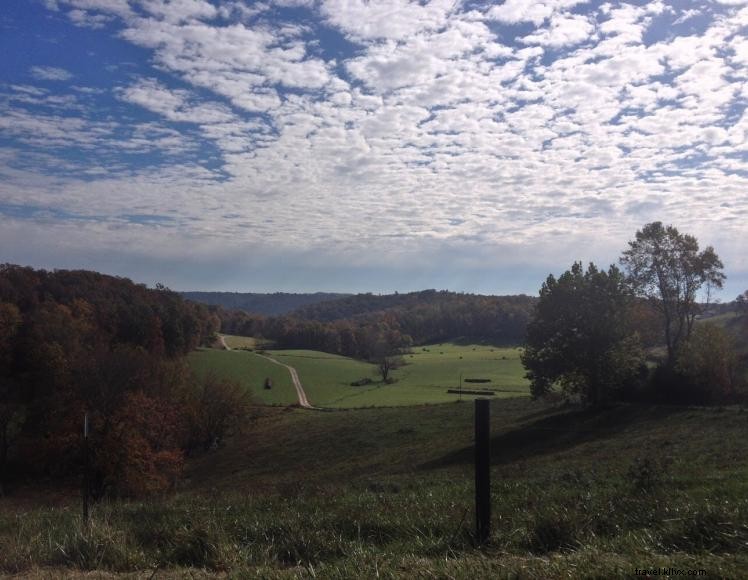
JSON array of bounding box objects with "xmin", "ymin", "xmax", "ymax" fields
[
  {"xmin": 521, "ymin": 12, "xmax": 595, "ymax": 47},
  {"xmin": 67, "ymin": 8, "xmax": 113, "ymax": 28},
  {"xmin": 486, "ymin": 0, "xmax": 588, "ymax": 25},
  {"xmin": 2, "ymin": 0, "xmax": 746, "ymax": 295},
  {"xmin": 138, "ymin": 0, "xmax": 218, "ymax": 23},
  {"xmin": 29, "ymin": 66, "xmax": 73, "ymax": 81},
  {"xmin": 118, "ymin": 78, "xmax": 235, "ymax": 124},
  {"xmin": 321, "ymin": 0, "xmax": 458, "ymax": 41}
]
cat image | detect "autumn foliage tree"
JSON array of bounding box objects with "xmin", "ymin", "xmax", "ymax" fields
[
  {"xmin": 184, "ymin": 373, "xmax": 253, "ymax": 452},
  {"xmin": 0, "ymin": 264, "xmax": 238, "ymax": 497}
]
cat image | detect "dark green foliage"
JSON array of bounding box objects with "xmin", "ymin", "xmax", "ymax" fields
[{"xmin": 522, "ymin": 262, "xmax": 645, "ymax": 405}]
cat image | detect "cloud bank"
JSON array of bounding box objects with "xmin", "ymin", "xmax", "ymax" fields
[{"xmin": 1, "ymin": 0, "xmax": 746, "ymax": 294}]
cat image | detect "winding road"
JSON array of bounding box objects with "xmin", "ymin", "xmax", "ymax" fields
[{"xmin": 219, "ymin": 335, "xmax": 313, "ymax": 409}]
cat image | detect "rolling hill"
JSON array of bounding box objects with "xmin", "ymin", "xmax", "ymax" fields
[{"xmin": 181, "ymin": 291, "xmax": 349, "ymax": 315}]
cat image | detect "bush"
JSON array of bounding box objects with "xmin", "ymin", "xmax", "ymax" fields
[
  {"xmin": 675, "ymin": 325, "xmax": 743, "ymax": 404},
  {"xmin": 350, "ymin": 378, "xmax": 373, "ymax": 387},
  {"xmin": 185, "ymin": 373, "xmax": 253, "ymax": 452}
]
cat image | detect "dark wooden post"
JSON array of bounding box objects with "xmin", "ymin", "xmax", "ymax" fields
[
  {"xmin": 83, "ymin": 413, "xmax": 90, "ymax": 525},
  {"xmin": 475, "ymin": 399, "xmax": 490, "ymax": 543}
]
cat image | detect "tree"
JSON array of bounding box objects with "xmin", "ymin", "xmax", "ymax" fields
[
  {"xmin": 620, "ymin": 222, "xmax": 725, "ymax": 368},
  {"xmin": 736, "ymin": 291, "xmax": 748, "ymax": 315},
  {"xmin": 184, "ymin": 373, "xmax": 252, "ymax": 451},
  {"xmin": 522, "ymin": 262, "xmax": 645, "ymax": 406},
  {"xmin": 377, "ymin": 355, "xmax": 400, "ymax": 383}
]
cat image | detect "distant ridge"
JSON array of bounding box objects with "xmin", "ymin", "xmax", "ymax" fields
[
  {"xmin": 290, "ymin": 289, "xmax": 535, "ymax": 322},
  {"xmin": 180, "ymin": 291, "xmax": 350, "ymax": 316}
]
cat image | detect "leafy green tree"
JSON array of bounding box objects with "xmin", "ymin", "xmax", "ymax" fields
[
  {"xmin": 620, "ymin": 222, "xmax": 725, "ymax": 368},
  {"xmin": 522, "ymin": 262, "xmax": 644, "ymax": 406}
]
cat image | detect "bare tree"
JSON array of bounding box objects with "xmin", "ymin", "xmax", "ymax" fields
[{"xmin": 377, "ymin": 356, "xmax": 400, "ymax": 382}]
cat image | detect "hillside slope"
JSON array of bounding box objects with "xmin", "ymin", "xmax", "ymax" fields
[
  {"xmin": 290, "ymin": 289, "xmax": 535, "ymax": 322},
  {"xmin": 3, "ymin": 398, "xmax": 748, "ymax": 577}
]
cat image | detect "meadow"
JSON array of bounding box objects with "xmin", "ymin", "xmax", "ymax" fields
[
  {"xmin": 191, "ymin": 337, "xmax": 530, "ymax": 408},
  {"xmin": 3, "ymin": 398, "xmax": 747, "ymax": 577},
  {"xmin": 189, "ymin": 348, "xmax": 297, "ymax": 406}
]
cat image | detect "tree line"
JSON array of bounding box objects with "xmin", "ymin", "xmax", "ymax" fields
[
  {"xmin": 0, "ymin": 265, "xmax": 248, "ymax": 497},
  {"xmin": 219, "ymin": 290, "xmax": 536, "ymax": 360},
  {"xmin": 522, "ymin": 222, "xmax": 745, "ymax": 406}
]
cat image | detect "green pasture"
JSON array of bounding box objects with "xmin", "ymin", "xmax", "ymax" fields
[
  {"xmin": 188, "ymin": 349, "xmax": 297, "ymax": 406},
  {"xmin": 267, "ymin": 342, "xmax": 530, "ymax": 408},
  {"xmin": 265, "ymin": 349, "xmax": 376, "ymax": 407},
  {"xmin": 196, "ymin": 337, "xmax": 530, "ymax": 408},
  {"xmin": 221, "ymin": 334, "xmax": 260, "ymax": 349},
  {"xmin": 199, "ymin": 335, "xmax": 529, "ymax": 408}
]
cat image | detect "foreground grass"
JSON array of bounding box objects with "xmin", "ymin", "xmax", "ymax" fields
[{"xmin": 3, "ymin": 399, "xmax": 748, "ymax": 577}]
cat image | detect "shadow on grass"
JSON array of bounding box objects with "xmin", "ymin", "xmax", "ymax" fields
[{"xmin": 419, "ymin": 403, "xmax": 682, "ymax": 469}]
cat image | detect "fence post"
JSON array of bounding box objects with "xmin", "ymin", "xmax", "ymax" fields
[
  {"xmin": 83, "ymin": 413, "xmax": 90, "ymax": 525},
  {"xmin": 475, "ymin": 398, "xmax": 490, "ymax": 543}
]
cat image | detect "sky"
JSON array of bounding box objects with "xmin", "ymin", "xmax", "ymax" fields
[{"xmin": 0, "ymin": 0, "xmax": 746, "ymax": 298}]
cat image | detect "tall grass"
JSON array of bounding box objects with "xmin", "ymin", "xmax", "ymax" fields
[
  {"xmin": 4, "ymin": 399, "xmax": 748, "ymax": 577},
  {"xmin": 3, "ymin": 472, "xmax": 748, "ymax": 577}
]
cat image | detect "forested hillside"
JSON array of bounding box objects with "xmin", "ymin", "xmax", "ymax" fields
[
  {"xmin": 180, "ymin": 291, "xmax": 349, "ymax": 315},
  {"xmin": 0, "ymin": 265, "xmax": 247, "ymax": 497},
  {"xmin": 290, "ymin": 289, "xmax": 528, "ymax": 322},
  {"xmin": 220, "ymin": 291, "xmax": 536, "ymax": 359}
]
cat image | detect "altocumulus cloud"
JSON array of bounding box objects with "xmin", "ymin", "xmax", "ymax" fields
[{"xmin": 0, "ymin": 0, "xmax": 746, "ymax": 295}]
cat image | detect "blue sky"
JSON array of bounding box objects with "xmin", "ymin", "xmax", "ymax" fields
[{"xmin": 1, "ymin": 0, "xmax": 746, "ymax": 298}]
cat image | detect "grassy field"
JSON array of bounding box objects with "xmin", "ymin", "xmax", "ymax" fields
[
  {"xmin": 3, "ymin": 398, "xmax": 748, "ymax": 577},
  {"xmin": 221, "ymin": 334, "xmax": 262, "ymax": 349},
  {"xmin": 268, "ymin": 343, "xmax": 528, "ymax": 407},
  {"xmin": 188, "ymin": 348, "xmax": 298, "ymax": 405},
  {"xmin": 202, "ymin": 338, "xmax": 530, "ymax": 408}
]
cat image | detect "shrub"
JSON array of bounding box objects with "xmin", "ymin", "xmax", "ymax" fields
[
  {"xmin": 675, "ymin": 325, "xmax": 743, "ymax": 404},
  {"xmin": 185, "ymin": 373, "xmax": 253, "ymax": 452},
  {"xmin": 350, "ymin": 378, "xmax": 373, "ymax": 387}
]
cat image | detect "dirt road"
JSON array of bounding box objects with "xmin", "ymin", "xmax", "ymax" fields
[
  {"xmin": 256, "ymin": 353, "xmax": 313, "ymax": 408},
  {"xmin": 218, "ymin": 335, "xmax": 312, "ymax": 409}
]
